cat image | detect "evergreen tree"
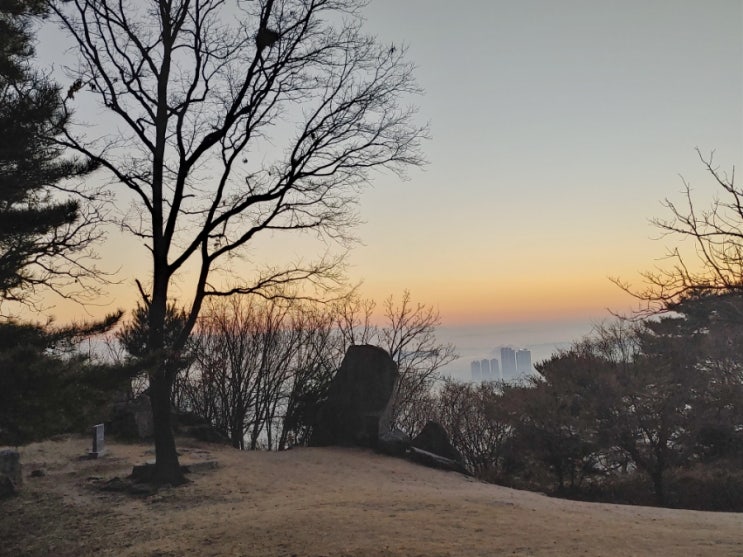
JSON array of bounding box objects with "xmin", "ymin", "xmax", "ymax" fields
[
  {"xmin": 0, "ymin": 1, "xmax": 122, "ymax": 448},
  {"xmin": 0, "ymin": 316, "xmax": 125, "ymax": 446},
  {"xmin": 0, "ymin": 0, "xmax": 99, "ymax": 305}
]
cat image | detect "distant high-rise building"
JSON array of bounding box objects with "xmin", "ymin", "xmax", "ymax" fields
[
  {"xmin": 480, "ymin": 359, "xmax": 491, "ymax": 379},
  {"xmin": 490, "ymin": 358, "xmax": 501, "ymax": 381},
  {"xmin": 471, "ymin": 360, "xmax": 482, "ymax": 381},
  {"xmin": 500, "ymin": 347, "xmax": 517, "ymax": 377},
  {"xmin": 516, "ymin": 349, "xmax": 533, "ymax": 374}
]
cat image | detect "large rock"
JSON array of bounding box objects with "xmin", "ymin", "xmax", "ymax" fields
[
  {"xmin": 410, "ymin": 421, "xmax": 468, "ymax": 474},
  {"xmin": 310, "ymin": 345, "xmax": 399, "ymax": 448},
  {"xmin": 0, "ymin": 449, "xmax": 21, "ymax": 498},
  {"xmin": 108, "ymin": 394, "xmax": 154, "ymax": 439},
  {"xmin": 174, "ymin": 412, "xmax": 230, "ymax": 444},
  {"xmin": 411, "ymin": 421, "xmax": 462, "ymax": 462},
  {"xmin": 377, "ymin": 428, "xmax": 412, "ymax": 457},
  {"xmin": 408, "ymin": 447, "xmax": 469, "ymax": 475}
]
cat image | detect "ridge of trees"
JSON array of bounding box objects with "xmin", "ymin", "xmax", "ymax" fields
[
  {"xmin": 420, "ymin": 155, "xmax": 743, "ymax": 511},
  {"xmin": 114, "ymin": 290, "xmax": 456, "ymax": 450}
]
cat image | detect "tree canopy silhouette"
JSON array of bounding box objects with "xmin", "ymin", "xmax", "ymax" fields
[
  {"xmin": 615, "ymin": 150, "xmax": 743, "ymax": 314},
  {"xmin": 0, "ymin": 0, "xmax": 101, "ymax": 308},
  {"xmin": 51, "ymin": 0, "xmax": 426, "ymax": 484}
]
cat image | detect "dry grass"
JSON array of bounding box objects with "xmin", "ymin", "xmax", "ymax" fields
[{"xmin": 2, "ymin": 435, "xmax": 742, "ymax": 557}]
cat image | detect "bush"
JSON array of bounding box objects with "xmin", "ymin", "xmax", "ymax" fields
[
  {"xmin": 666, "ymin": 464, "xmax": 743, "ymax": 511},
  {"xmin": 0, "ymin": 322, "xmax": 125, "ymax": 445}
]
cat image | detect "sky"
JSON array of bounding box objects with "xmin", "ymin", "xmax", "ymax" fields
[
  {"xmin": 28, "ymin": 1, "xmax": 743, "ymax": 356},
  {"xmin": 354, "ymin": 0, "xmax": 743, "ymax": 323}
]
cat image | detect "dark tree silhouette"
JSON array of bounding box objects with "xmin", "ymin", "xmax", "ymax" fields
[
  {"xmin": 51, "ymin": 0, "xmax": 425, "ymax": 483},
  {"xmin": 0, "ymin": 0, "xmax": 101, "ymax": 307},
  {"xmin": 378, "ymin": 291, "xmax": 457, "ymax": 434},
  {"xmin": 0, "ymin": 312, "xmax": 122, "ymax": 446},
  {"xmin": 615, "ymin": 150, "xmax": 743, "ymax": 312}
]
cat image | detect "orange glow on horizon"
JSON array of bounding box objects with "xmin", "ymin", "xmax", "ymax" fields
[{"xmin": 23, "ymin": 273, "xmax": 638, "ymax": 330}]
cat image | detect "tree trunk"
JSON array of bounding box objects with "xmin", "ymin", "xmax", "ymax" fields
[
  {"xmin": 250, "ymin": 417, "xmax": 261, "ymax": 450},
  {"xmin": 150, "ymin": 373, "xmax": 186, "ymax": 485},
  {"xmin": 651, "ymin": 469, "xmax": 665, "ymax": 506},
  {"xmin": 230, "ymin": 414, "xmax": 243, "ymax": 450}
]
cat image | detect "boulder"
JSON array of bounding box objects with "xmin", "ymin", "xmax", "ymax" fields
[
  {"xmin": 0, "ymin": 449, "xmax": 21, "ymax": 498},
  {"xmin": 108, "ymin": 394, "xmax": 154, "ymax": 439},
  {"xmin": 409, "ymin": 421, "xmax": 468, "ymax": 474},
  {"xmin": 408, "ymin": 447, "xmax": 469, "ymax": 475},
  {"xmin": 108, "ymin": 395, "xmax": 228, "ymax": 444},
  {"xmin": 411, "ymin": 421, "xmax": 463, "ymax": 462},
  {"xmin": 172, "ymin": 411, "xmax": 230, "ymax": 444},
  {"xmin": 178, "ymin": 422, "xmax": 230, "ymax": 445},
  {"xmin": 377, "ymin": 428, "xmax": 411, "ymax": 457},
  {"xmin": 310, "ymin": 345, "xmax": 399, "ymax": 448}
]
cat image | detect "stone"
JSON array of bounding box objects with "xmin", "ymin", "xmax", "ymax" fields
[
  {"xmin": 181, "ymin": 460, "xmax": 219, "ymax": 474},
  {"xmin": 173, "ymin": 413, "xmax": 230, "ymax": 444},
  {"xmin": 411, "ymin": 421, "xmax": 463, "ymax": 463},
  {"xmin": 408, "ymin": 447, "xmax": 469, "ymax": 475},
  {"xmin": 408, "ymin": 421, "xmax": 469, "ymax": 474},
  {"xmin": 310, "ymin": 345, "xmax": 399, "ymax": 448},
  {"xmin": 0, "ymin": 449, "xmax": 21, "ymax": 498},
  {"xmin": 108, "ymin": 394, "xmax": 154, "ymax": 439},
  {"xmin": 183, "ymin": 423, "xmax": 230, "ymax": 444},
  {"xmin": 174, "ymin": 411, "xmax": 204, "ymax": 427},
  {"xmin": 377, "ymin": 428, "xmax": 412, "ymax": 457},
  {"xmin": 88, "ymin": 423, "xmax": 106, "ymax": 458},
  {"xmin": 129, "ymin": 463, "xmax": 156, "ymax": 483}
]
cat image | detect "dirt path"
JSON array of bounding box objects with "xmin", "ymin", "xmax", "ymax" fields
[{"xmin": 2, "ymin": 436, "xmax": 742, "ymax": 556}]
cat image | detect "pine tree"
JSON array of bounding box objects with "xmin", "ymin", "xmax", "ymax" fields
[{"xmin": 0, "ymin": 0, "xmax": 99, "ymax": 304}]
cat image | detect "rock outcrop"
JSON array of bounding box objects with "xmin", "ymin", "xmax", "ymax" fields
[
  {"xmin": 411, "ymin": 421, "xmax": 462, "ymax": 462},
  {"xmin": 409, "ymin": 421, "xmax": 468, "ymax": 474},
  {"xmin": 174, "ymin": 412, "xmax": 230, "ymax": 444},
  {"xmin": 377, "ymin": 428, "xmax": 412, "ymax": 457},
  {"xmin": 305, "ymin": 346, "xmax": 468, "ymax": 475},
  {"xmin": 107, "ymin": 394, "xmax": 154, "ymax": 439},
  {"xmin": 310, "ymin": 345, "xmax": 398, "ymax": 448}
]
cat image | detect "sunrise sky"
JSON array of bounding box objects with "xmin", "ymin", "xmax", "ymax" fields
[
  {"xmin": 29, "ymin": 1, "xmax": 743, "ymax": 337},
  {"xmin": 351, "ymin": 0, "xmax": 743, "ymax": 325}
]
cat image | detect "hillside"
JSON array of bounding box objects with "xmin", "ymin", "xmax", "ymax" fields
[{"xmin": 2, "ymin": 435, "xmax": 741, "ymax": 556}]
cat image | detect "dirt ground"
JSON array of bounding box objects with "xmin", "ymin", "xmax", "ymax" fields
[{"xmin": 2, "ymin": 435, "xmax": 742, "ymax": 557}]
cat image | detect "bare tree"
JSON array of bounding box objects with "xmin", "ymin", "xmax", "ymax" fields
[
  {"xmin": 379, "ymin": 290, "xmax": 457, "ymax": 434},
  {"xmin": 334, "ymin": 291, "xmax": 377, "ymax": 347},
  {"xmin": 278, "ymin": 303, "xmax": 340, "ymax": 449},
  {"xmin": 182, "ymin": 296, "xmax": 341, "ymax": 450},
  {"xmin": 614, "ymin": 150, "xmax": 742, "ymax": 312},
  {"xmin": 51, "ymin": 0, "xmax": 425, "ymax": 483},
  {"xmin": 179, "ymin": 291, "xmax": 454, "ymax": 450},
  {"xmin": 435, "ymin": 380, "xmax": 510, "ymax": 478},
  {"xmin": 186, "ymin": 297, "xmax": 264, "ymax": 449}
]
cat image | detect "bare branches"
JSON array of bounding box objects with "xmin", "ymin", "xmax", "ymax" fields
[
  {"xmin": 51, "ymin": 0, "xmax": 424, "ymax": 482},
  {"xmin": 51, "ymin": 0, "xmax": 425, "ymax": 340},
  {"xmin": 377, "ymin": 290, "xmax": 458, "ymax": 434},
  {"xmin": 0, "ymin": 1, "xmax": 118, "ymax": 311},
  {"xmin": 613, "ymin": 150, "xmax": 741, "ymax": 313},
  {"xmin": 0, "ymin": 198, "xmax": 110, "ymax": 308}
]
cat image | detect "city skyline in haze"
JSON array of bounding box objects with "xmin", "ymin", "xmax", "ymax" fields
[
  {"xmin": 469, "ymin": 346, "xmax": 534, "ymax": 382},
  {"xmin": 20, "ymin": 1, "xmax": 743, "ymax": 337}
]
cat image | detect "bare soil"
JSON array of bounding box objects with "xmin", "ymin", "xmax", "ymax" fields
[{"xmin": 2, "ymin": 435, "xmax": 742, "ymax": 556}]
